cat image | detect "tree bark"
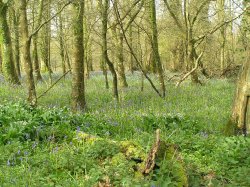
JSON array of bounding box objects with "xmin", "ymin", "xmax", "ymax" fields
[
  {"xmin": 0, "ymin": 1, "xmax": 20, "ymax": 84},
  {"xmin": 11, "ymin": 9, "xmax": 21, "ymax": 78},
  {"xmin": 71, "ymin": 1, "xmax": 86, "ymax": 111},
  {"xmin": 40, "ymin": 0, "xmax": 53, "ymax": 83},
  {"xmin": 32, "ymin": 0, "xmax": 44, "ymax": 82},
  {"xmin": 228, "ymin": 60, "xmax": 250, "ymax": 135},
  {"xmin": 217, "ymin": 0, "xmax": 226, "ymax": 73},
  {"xmin": 58, "ymin": 4, "xmax": 66, "ymax": 76},
  {"xmin": 150, "ymin": 0, "xmax": 166, "ymax": 97},
  {"xmin": 19, "ymin": 0, "xmax": 37, "ymax": 106},
  {"xmin": 99, "ymin": 0, "xmax": 119, "ymax": 101}
]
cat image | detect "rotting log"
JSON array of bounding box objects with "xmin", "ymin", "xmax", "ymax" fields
[{"xmin": 74, "ymin": 130, "xmax": 188, "ymax": 186}]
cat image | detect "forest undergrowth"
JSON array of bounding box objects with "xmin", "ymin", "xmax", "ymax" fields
[{"xmin": 0, "ymin": 73, "xmax": 249, "ymax": 186}]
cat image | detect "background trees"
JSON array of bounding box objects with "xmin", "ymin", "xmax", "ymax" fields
[{"xmin": 0, "ymin": 0, "xmax": 248, "ymax": 118}]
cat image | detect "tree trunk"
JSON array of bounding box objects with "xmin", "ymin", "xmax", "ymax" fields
[
  {"xmin": 83, "ymin": 1, "xmax": 93, "ymax": 79},
  {"xmin": 12, "ymin": 9, "xmax": 21, "ymax": 78},
  {"xmin": 100, "ymin": 0, "xmax": 119, "ymax": 101},
  {"xmin": 0, "ymin": 2, "xmax": 20, "ymax": 84},
  {"xmin": 19, "ymin": 0, "xmax": 37, "ymax": 106},
  {"xmin": 32, "ymin": 0, "xmax": 44, "ymax": 82},
  {"xmin": 58, "ymin": 5, "xmax": 66, "ymax": 76},
  {"xmin": 150, "ymin": 0, "xmax": 166, "ymax": 97},
  {"xmin": 0, "ymin": 45, "xmax": 2, "ymax": 73},
  {"xmin": 33, "ymin": 36, "xmax": 43, "ymax": 82},
  {"xmin": 40, "ymin": 0, "xmax": 53, "ymax": 83},
  {"xmin": 227, "ymin": 60, "xmax": 250, "ymax": 135},
  {"xmin": 129, "ymin": 24, "xmax": 135, "ymax": 74},
  {"xmin": 71, "ymin": 1, "xmax": 86, "ymax": 112},
  {"xmin": 218, "ymin": 0, "xmax": 226, "ymax": 73},
  {"xmin": 117, "ymin": 32, "xmax": 128, "ymax": 88}
]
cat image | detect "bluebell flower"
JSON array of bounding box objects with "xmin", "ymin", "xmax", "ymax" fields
[{"xmin": 17, "ymin": 150, "xmax": 21, "ymax": 155}]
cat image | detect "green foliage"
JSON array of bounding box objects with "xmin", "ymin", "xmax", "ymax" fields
[{"xmin": 0, "ymin": 76, "xmax": 249, "ymax": 186}]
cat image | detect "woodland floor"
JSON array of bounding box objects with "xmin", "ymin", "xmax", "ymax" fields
[{"xmin": 0, "ymin": 73, "xmax": 249, "ymax": 186}]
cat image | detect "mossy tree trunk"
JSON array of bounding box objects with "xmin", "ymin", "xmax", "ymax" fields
[
  {"xmin": 241, "ymin": 0, "xmax": 250, "ymax": 52},
  {"xmin": 71, "ymin": 1, "xmax": 86, "ymax": 112},
  {"xmin": 149, "ymin": 0, "xmax": 166, "ymax": 97},
  {"xmin": 19, "ymin": 0, "xmax": 37, "ymax": 106},
  {"xmin": 0, "ymin": 45, "xmax": 2, "ymax": 73},
  {"xmin": 112, "ymin": 0, "xmax": 128, "ymax": 88},
  {"xmin": 226, "ymin": 0, "xmax": 250, "ymax": 135},
  {"xmin": 11, "ymin": 8, "xmax": 21, "ymax": 78},
  {"xmin": 228, "ymin": 61, "xmax": 250, "ymax": 135},
  {"xmin": 117, "ymin": 32, "xmax": 128, "ymax": 88},
  {"xmin": 0, "ymin": 1, "xmax": 20, "ymax": 84}
]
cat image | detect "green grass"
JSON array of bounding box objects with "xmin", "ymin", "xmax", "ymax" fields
[{"xmin": 0, "ymin": 73, "xmax": 249, "ymax": 186}]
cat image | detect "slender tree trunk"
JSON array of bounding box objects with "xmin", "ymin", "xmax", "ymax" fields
[
  {"xmin": 71, "ymin": 1, "xmax": 86, "ymax": 111},
  {"xmin": 12, "ymin": 9, "xmax": 21, "ymax": 78},
  {"xmin": 117, "ymin": 32, "xmax": 128, "ymax": 87},
  {"xmin": 83, "ymin": 1, "xmax": 93, "ymax": 79},
  {"xmin": 33, "ymin": 36, "xmax": 43, "ymax": 82},
  {"xmin": 40, "ymin": 0, "xmax": 52, "ymax": 83},
  {"xmin": 218, "ymin": 0, "xmax": 226, "ymax": 73},
  {"xmin": 0, "ymin": 2, "xmax": 20, "ymax": 84},
  {"xmin": 150, "ymin": 0, "xmax": 166, "ymax": 97},
  {"xmin": 129, "ymin": 24, "xmax": 135, "ymax": 74},
  {"xmin": 100, "ymin": 57, "xmax": 109, "ymax": 89},
  {"xmin": 100, "ymin": 0, "xmax": 119, "ymax": 101},
  {"xmin": 32, "ymin": 0, "xmax": 44, "ymax": 82},
  {"xmin": 58, "ymin": 5, "xmax": 66, "ymax": 76},
  {"xmin": 19, "ymin": 0, "xmax": 37, "ymax": 106},
  {"xmin": 111, "ymin": 16, "xmax": 128, "ymax": 88},
  {"xmin": 64, "ymin": 45, "xmax": 72, "ymax": 71}
]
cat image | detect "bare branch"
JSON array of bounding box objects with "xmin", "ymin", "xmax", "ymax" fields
[{"xmin": 29, "ymin": 1, "xmax": 71, "ymax": 40}]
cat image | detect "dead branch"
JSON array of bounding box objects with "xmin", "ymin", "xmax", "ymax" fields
[
  {"xmin": 176, "ymin": 52, "xmax": 204, "ymax": 87},
  {"xmin": 37, "ymin": 69, "xmax": 71, "ymax": 100},
  {"xmin": 167, "ymin": 73, "xmax": 185, "ymax": 82},
  {"xmin": 142, "ymin": 129, "xmax": 160, "ymax": 175},
  {"xmin": 29, "ymin": 2, "xmax": 71, "ymax": 40}
]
